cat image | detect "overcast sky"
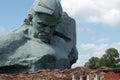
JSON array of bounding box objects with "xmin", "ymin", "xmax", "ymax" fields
[{"xmin": 0, "ymin": 0, "xmax": 120, "ymax": 68}]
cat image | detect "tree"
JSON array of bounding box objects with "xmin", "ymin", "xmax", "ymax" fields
[
  {"xmin": 84, "ymin": 57, "xmax": 100, "ymax": 68},
  {"xmin": 101, "ymin": 48, "xmax": 120, "ymax": 68},
  {"xmin": 84, "ymin": 48, "xmax": 120, "ymax": 68}
]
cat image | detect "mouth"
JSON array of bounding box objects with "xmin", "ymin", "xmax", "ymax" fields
[
  {"xmin": 37, "ymin": 33, "xmax": 51, "ymax": 43},
  {"xmin": 38, "ymin": 33, "xmax": 50, "ymax": 38}
]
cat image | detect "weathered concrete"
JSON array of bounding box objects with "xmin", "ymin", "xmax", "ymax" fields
[{"xmin": 0, "ymin": 0, "xmax": 78, "ymax": 74}]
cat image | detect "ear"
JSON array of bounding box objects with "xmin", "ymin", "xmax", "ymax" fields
[
  {"xmin": 28, "ymin": 14, "xmax": 33, "ymax": 22},
  {"xmin": 24, "ymin": 14, "xmax": 33, "ymax": 25}
]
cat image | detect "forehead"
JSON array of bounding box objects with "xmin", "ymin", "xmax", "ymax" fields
[{"xmin": 33, "ymin": 12, "xmax": 59, "ymax": 25}]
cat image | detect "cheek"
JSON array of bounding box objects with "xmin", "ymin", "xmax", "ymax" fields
[
  {"xmin": 32, "ymin": 22, "xmax": 40, "ymax": 29},
  {"xmin": 32, "ymin": 18, "xmax": 38, "ymax": 26}
]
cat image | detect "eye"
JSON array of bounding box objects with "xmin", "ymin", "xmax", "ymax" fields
[
  {"xmin": 50, "ymin": 25, "xmax": 56, "ymax": 28},
  {"xmin": 37, "ymin": 22, "xmax": 47, "ymax": 27}
]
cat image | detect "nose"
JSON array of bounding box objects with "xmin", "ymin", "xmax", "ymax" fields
[{"xmin": 44, "ymin": 26, "xmax": 50, "ymax": 33}]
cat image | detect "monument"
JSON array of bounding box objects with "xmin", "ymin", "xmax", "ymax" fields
[{"xmin": 0, "ymin": 0, "xmax": 78, "ymax": 74}]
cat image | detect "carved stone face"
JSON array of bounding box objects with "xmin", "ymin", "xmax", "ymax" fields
[{"xmin": 32, "ymin": 12, "xmax": 58, "ymax": 43}]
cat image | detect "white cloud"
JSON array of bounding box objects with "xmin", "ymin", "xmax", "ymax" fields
[
  {"xmin": 94, "ymin": 0, "xmax": 120, "ymax": 10},
  {"xmin": 80, "ymin": 43, "xmax": 95, "ymax": 50},
  {"xmin": 101, "ymin": 9, "xmax": 120, "ymax": 26},
  {"xmin": 87, "ymin": 16, "xmax": 99, "ymax": 23},
  {"xmin": 61, "ymin": 0, "xmax": 120, "ymax": 27},
  {"xmin": 72, "ymin": 42, "xmax": 120, "ymax": 67},
  {"xmin": 61, "ymin": 0, "xmax": 100, "ymax": 21}
]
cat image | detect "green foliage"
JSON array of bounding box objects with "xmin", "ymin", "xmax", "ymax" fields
[
  {"xmin": 84, "ymin": 48, "xmax": 120, "ymax": 68},
  {"xmin": 101, "ymin": 48, "xmax": 120, "ymax": 68},
  {"xmin": 89, "ymin": 57, "xmax": 100, "ymax": 67},
  {"xmin": 84, "ymin": 57, "xmax": 100, "ymax": 68}
]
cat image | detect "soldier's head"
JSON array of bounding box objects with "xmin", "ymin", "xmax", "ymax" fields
[{"xmin": 29, "ymin": 0, "xmax": 62, "ymax": 43}]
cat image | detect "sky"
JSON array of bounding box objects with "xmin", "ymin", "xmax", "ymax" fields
[{"xmin": 0, "ymin": 0, "xmax": 120, "ymax": 68}]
